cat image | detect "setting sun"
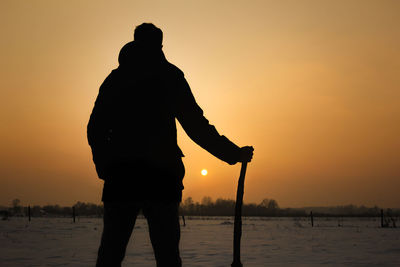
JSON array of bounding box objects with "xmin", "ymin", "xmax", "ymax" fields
[{"xmin": 201, "ymin": 169, "xmax": 208, "ymax": 176}]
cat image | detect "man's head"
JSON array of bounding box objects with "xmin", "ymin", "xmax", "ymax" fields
[{"xmin": 134, "ymin": 23, "xmax": 163, "ymax": 49}]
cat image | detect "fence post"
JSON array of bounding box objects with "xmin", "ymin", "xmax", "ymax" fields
[
  {"xmin": 310, "ymin": 211, "xmax": 314, "ymax": 227},
  {"xmin": 72, "ymin": 206, "xmax": 76, "ymax": 223},
  {"xmin": 182, "ymin": 215, "xmax": 186, "ymax": 227},
  {"xmin": 381, "ymin": 209, "xmax": 384, "ymax": 228},
  {"xmin": 28, "ymin": 206, "xmax": 31, "ymax": 222}
]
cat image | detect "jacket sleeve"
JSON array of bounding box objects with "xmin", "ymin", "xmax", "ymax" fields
[
  {"xmin": 175, "ymin": 74, "xmax": 240, "ymax": 165},
  {"xmin": 87, "ymin": 70, "xmax": 115, "ymax": 150}
]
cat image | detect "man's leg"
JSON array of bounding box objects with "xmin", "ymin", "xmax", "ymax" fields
[
  {"xmin": 143, "ymin": 201, "xmax": 182, "ymax": 267},
  {"xmin": 96, "ymin": 202, "xmax": 140, "ymax": 267}
]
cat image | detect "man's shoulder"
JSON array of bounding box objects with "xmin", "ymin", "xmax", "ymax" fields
[{"xmin": 164, "ymin": 61, "xmax": 185, "ymax": 78}]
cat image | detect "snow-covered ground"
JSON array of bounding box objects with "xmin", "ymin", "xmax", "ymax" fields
[{"xmin": 1, "ymin": 217, "xmax": 399, "ymax": 266}]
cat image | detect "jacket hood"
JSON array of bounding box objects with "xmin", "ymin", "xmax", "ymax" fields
[{"xmin": 118, "ymin": 41, "xmax": 166, "ymax": 68}]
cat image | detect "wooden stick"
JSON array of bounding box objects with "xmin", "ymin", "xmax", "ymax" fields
[{"xmin": 231, "ymin": 162, "xmax": 248, "ymax": 267}]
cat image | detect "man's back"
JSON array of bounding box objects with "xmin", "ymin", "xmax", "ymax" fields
[
  {"xmin": 88, "ymin": 42, "xmax": 186, "ymax": 201},
  {"xmin": 88, "ymin": 43, "xmax": 182, "ymax": 159}
]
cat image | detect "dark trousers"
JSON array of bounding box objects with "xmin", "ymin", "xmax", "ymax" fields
[{"xmin": 96, "ymin": 201, "xmax": 182, "ymax": 267}]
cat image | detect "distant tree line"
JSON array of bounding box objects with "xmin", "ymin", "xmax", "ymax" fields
[
  {"xmin": 0, "ymin": 199, "xmax": 104, "ymax": 218},
  {"xmin": 180, "ymin": 197, "xmax": 291, "ymax": 216},
  {"xmin": 179, "ymin": 197, "xmax": 400, "ymax": 217},
  {"xmin": 1, "ymin": 198, "xmax": 399, "ymax": 218}
]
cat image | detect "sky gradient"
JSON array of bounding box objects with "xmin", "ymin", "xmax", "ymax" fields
[{"xmin": 1, "ymin": 0, "xmax": 399, "ymax": 207}]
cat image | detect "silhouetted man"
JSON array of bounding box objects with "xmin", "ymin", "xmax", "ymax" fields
[{"xmin": 88, "ymin": 23, "xmax": 254, "ymax": 267}]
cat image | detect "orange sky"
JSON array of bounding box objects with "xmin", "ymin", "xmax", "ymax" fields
[{"xmin": 1, "ymin": 0, "xmax": 399, "ymax": 207}]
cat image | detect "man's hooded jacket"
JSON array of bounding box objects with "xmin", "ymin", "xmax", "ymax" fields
[{"xmin": 87, "ymin": 41, "xmax": 240, "ymax": 201}]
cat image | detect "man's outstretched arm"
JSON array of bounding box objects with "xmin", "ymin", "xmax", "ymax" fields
[{"xmin": 175, "ymin": 75, "xmax": 253, "ymax": 164}]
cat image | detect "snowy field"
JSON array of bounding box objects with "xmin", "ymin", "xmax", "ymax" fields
[{"xmin": 1, "ymin": 216, "xmax": 399, "ymax": 266}]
